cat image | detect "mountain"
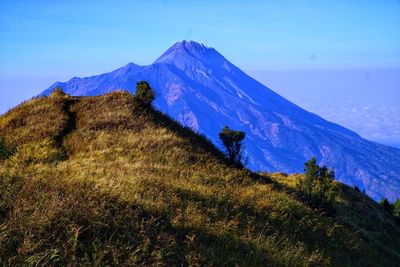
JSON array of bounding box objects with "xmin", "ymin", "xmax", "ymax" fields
[
  {"xmin": 1, "ymin": 91, "xmax": 399, "ymax": 265},
  {"xmin": 40, "ymin": 40, "xmax": 400, "ymax": 201}
]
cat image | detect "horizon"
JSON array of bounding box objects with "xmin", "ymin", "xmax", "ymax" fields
[{"xmin": 1, "ymin": 1, "xmax": 399, "ymax": 148}]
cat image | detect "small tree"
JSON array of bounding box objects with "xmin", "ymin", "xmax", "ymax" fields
[
  {"xmin": 303, "ymin": 157, "xmax": 320, "ymax": 198},
  {"xmin": 219, "ymin": 126, "xmax": 245, "ymax": 166},
  {"xmin": 135, "ymin": 81, "xmax": 155, "ymax": 106},
  {"xmin": 297, "ymin": 157, "xmax": 337, "ymax": 207},
  {"xmin": 317, "ymin": 165, "xmax": 336, "ymax": 202}
]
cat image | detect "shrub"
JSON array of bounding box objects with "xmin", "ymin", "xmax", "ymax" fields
[
  {"xmin": 50, "ymin": 87, "xmax": 67, "ymax": 97},
  {"xmin": 135, "ymin": 81, "xmax": 155, "ymax": 106},
  {"xmin": 219, "ymin": 126, "xmax": 245, "ymax": 167},
  {"xmin": 380, "ymin": 198, "xmax": 394, "ymax": 214},
  {"xmin": 297, "ymin": 157, "xmax": 337, "ymax": 208},
  {"xmin": 0, "ymin": 137, "xmax": 15, "ymax": 161},
  {"xmin": 394, "ymin": 199, "xmax": 400, "ymax": 218}
]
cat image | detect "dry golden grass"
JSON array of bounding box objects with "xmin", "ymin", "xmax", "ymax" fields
[{"xmin": 1, "ymin": 91, "xmax": 399, "ymax": 266}]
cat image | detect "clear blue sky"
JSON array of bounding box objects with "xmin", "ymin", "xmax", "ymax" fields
[
  {"xmin": 1, "ymin": 0, "xmax": 399, "ymax": 146},
  {"xmin": 1, "ymin": 0, "xmax": 399, "ymax": 73}
]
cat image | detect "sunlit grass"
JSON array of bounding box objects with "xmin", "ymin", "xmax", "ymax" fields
[{"xmin": 1, "ymin": 91, "xmax": 399, "ymax": 266}]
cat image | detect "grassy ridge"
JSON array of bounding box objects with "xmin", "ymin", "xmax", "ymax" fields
[{"xmin": 0, "ymin": 91, "xmax": 399, "ymax": 266}]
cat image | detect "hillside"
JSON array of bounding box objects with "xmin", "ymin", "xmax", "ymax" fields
[
  {"xmin": 40, "ymin": 40, "xmax": 400, "ymax": 202},
  {"xmin": 1, "ymin": 91, "xmax": 399, "ymax": 266}
]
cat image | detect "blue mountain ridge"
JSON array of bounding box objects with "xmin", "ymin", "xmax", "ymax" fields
[{"xmin": 41, "ymin": 40, "xmax": 400, "ymax": 201}]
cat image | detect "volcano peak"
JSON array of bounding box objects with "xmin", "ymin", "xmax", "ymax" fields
[{"xmin": 153, "ymin": 40, "xmax": 220, "ymax": 65}]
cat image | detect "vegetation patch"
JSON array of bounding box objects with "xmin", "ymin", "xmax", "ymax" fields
[{"xmin": 1, "ymin": 90, "xmax": 399, "ymax": 266}]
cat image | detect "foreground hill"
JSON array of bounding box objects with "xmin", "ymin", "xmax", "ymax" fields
[
  {"xmin": 40, "ymin": 40, "xmax": 400, "ymax": 202},
  {"xmin": 0, "ymin": 91, "xmax": 399, "ymax": 266}
]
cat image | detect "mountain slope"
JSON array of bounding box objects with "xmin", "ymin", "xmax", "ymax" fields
[
  {"xmin": 1, "ymin": 91, "xmax": 399, "ymax": 265},
  {"xmin": 40, "ymin": 40, "xmax": 400, "ymax": 201}
]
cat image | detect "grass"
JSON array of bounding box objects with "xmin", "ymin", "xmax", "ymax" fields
[{"xmin": 0, "ymin": 90, "xmax": 399, "ymax": 266}]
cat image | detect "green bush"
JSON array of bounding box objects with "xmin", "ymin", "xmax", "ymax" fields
[
  {"xmin": 394, "ymin": 199, "xmax": 400, "ymax": 218},
  {"xmin": 297, "ymin": 157, "xmax": 337, "ymax": 208},
  {"xmin": 0, "ymin": 137, "xmax": 15, "ymax": 161},
  {"xmin": 135, "ymin": 81, "xmax": 155, "ymax": 106},
  {"xmin": 218, "ymin": 126, "xmax": 245, "ymax": 167},
  {"xmin": 380, "ymin": 198, "xmax": 394, "ymax": 214}
]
